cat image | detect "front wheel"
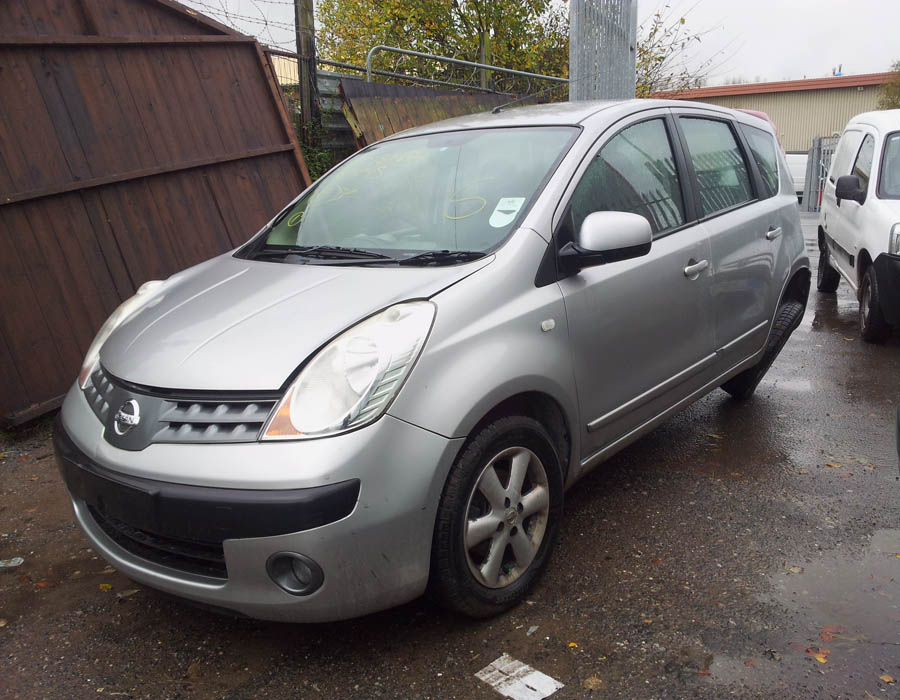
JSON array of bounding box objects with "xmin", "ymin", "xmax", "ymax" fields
[
  {"xmin": 859, "ymin": 265, "xmax": 891, "ymax": 343},
  {"xmin": 817, "ymin": 245, "xmax": 840, "ymax": 293},
  {"xmin": 430, "ymin": 416, "xmax": 563, "ymax": 618}
]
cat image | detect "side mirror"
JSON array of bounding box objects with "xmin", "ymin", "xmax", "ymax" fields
[
  {"xmin": 835, "ymin": 174, "xmax": 866, "ymax": 204},
  {"xmin": 560, "ymin": 211, "xmax": 652, "ymax": 271}
]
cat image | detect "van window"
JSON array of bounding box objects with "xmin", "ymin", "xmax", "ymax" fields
[
  {"xmin": 740, "ymin": 124, "xmax": 780, "ymax": 198},
  {"xmin": 568, "ymin": 118, "xmax": 685, "ymax": 237},
  {"xmin": 880, "ymin": 132, "xmax": 900, "ymax": 198},
  {"xmin": 851, "ymin": 134, "xmax": 875, "ymax": 192},
  {"xmin": 679, "ymin": 118, "xmax": 753, "ymax": 216},
  {"xmin": 829, "ymin": 129, "xmax": 864, "ymax": 183}
]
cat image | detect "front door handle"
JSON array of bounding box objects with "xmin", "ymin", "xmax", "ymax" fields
[
  {"xmin": 683, "ymin": 259, "xmax": 709, "ymax": 278},
  {"xmin": 765, "ymin": 226, "xmax": 783, "ymax": 241}
]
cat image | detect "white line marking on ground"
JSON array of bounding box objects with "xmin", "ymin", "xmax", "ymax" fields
[{"xmin": 475, "ymin": 653, "xmax": 564, "ymax": 700}]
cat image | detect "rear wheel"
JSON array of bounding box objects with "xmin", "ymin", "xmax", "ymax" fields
[
  {"xmin": 859, "ymin": 265, "xmax": 891, "ymax": 343},
  {"xmin": 431, "ymin": 416, "xmax": 563, "ymax": 618},
  {"xmin": 721, "ymin": 300, "xmax": 805, "ymax": 400},
  {"xmin": 817, "ymin": 244, "xmax": 840, "ymax": 293}
]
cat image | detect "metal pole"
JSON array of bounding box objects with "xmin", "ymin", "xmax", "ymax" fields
[
  {"xmin": 569, "ymin": 0, "xmax": 637, "ymax": 100},
  {"xmin": 294, "ymin": 0, "xmax": 320, "ymax": 139}
]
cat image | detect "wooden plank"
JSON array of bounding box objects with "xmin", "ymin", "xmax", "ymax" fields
[
  {"xmin": 79, "ymin": 189, "xmax": 135, "ymax": 299},
  {"xmin": 1, "ymin": 394, "xmax": 67, "ymax": 428},
  {"xmin": 0, "ymin": 35, "xmax": 255, "ymax": 47},
  {"xmin": 254, "ymin": 42, "xmax": 312, "ymax": 186},
  {"xmin": 0, "ymin": 208, "xmax": 76, "ymax": 403},
  {"xmin": 2, "ymin": 144, "xmax": 296, "ymax": 206},
  {"xmin": 0, "ymin": 48, "xmax": 74, "ymax": 193},
  {"xmin": 147, "ymin": 0, "xmax": 237, "ymax": 36}
]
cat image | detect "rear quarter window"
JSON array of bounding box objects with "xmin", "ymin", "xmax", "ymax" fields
[{"xmin": 739, "ymin": 123, "xmax": 780, "ymax": 199}]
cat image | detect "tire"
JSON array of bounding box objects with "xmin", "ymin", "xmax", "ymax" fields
[
  {"xmin": 817, "ymin": 244, "xmax": 840, "ymax": 293},
  {"xmin": 430, "ymin": 415, "xmax": 563, "ymax": 618},
  {"xmin": 859, "ymin": 265, "xmax": 892, "ymax": 343},
  {"xmin": 721, "ymin": 300, "xmax": 805, "ymax": 400}
]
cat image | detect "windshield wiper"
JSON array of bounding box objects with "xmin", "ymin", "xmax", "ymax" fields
[
  {"xmin": 398, "ymin": 250, "xmax": 487, "ymax": 266},
  {"xmin": 253, "ymin": 245, "xmax": 394, "ymax": 261}
]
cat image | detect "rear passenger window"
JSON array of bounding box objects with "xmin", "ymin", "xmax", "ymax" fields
[
  {"xmin": 568, "ymin": 118, "xmax": 685, "ymax": 236},
  {"xmin": 740, "ymin": 124, "xmax": 780, "ymax": 198},
  {"xmin": 680, "ymin": 118, "xmax": 754, "ymax": 216},
  {"xmin": 852, "ymin": 134, "xmax": 875, "ymax": 192}
]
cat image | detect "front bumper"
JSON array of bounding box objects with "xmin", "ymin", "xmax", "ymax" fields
[
  {"xmin": 874, "ymin": 253, "xmax": 900, "ymax": 327},
  {"xmin": 56, "ymin": 384, "xmax": 463, "ymax": 622}
]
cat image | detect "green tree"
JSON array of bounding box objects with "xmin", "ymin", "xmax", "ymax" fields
[
  {"xmin": 317, "ymin": 0, "xmax": 568, "ymax": 94},
  {"xmin": 317, "ymin": 1, "xmax": 711, "ymax": 99},
  {"xmin": 876, "ymin": 61, "xmax": 900, "ymax": 109}
]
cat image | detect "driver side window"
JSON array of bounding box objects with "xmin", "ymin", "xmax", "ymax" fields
[{"xmin": 567, "ymin": 118, "xmax": 686, "ymax": 239}]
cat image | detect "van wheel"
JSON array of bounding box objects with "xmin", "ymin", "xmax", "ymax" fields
[
  {"xmin": 817, "ymin": 246, "xmax": 840, "ymax": 292},
  {"xmin": 721, "ymin": 300, "xmax": 805, "ymax": 400},
  {"xmin": 859, "ymin": 266, "xmax": 891, "ymax": 343},
  {"xmin": 431, "ymin": 416, "xmax": 563, "ymax": 618}
]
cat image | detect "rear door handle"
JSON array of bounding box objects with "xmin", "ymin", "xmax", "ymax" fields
[
  {"xmin": 766, "ymin": 226, "xmax": 783, "ymax": 241},
  {"xmin": 683, "ymin": 259, "xmax": 709, "ymax": 278}
]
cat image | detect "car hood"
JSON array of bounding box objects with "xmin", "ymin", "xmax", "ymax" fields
[{"xmin": 100, "ymin": 253, "xmax": 493, "ymax": 391}]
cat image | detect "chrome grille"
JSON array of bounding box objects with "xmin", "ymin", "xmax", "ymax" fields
[
  {"xmin": 84, "ymin": 365, "xmax": 115, "ymax": 423},
  {"xmin": 154, "ymin": 399, "xmax": 277, "ymax": 443},
  {"xmin": 83, "ymin": 365, "xmax": 278, "ymax": 447}
]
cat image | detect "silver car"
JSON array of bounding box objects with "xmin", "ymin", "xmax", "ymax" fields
[{"xmin": 55, "ymin": 99, "xmax": 809, "ymax": 622}]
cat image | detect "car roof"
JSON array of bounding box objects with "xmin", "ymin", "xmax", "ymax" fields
[
  {"xmin": 383, "ymin": 98, "xmax": 757, "ymax": 140},
  {"xmin": 846, "ymin": 109, "xmax": 900, "ymax": 133}
]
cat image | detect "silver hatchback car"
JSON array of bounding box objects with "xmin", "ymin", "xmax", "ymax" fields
[{"xmin": 56, "ymin": 99, "xmax": 809, "ymax": 622}]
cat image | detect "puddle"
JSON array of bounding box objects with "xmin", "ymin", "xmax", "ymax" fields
[{"xmin": 767, "ymin": 529, "xmax": 900, "ymax": 642}]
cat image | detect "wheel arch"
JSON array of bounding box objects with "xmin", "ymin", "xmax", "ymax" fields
[
  {"xmin": 462, "ymin": 390, "xmax": 575, "ymax": 485},
  {"xmin": 856, "ymin": 248, "xmax": 874, "ymax": 290},
  {"xmin": 781, "ymin": 265, "xmax": 811, "ymax": 307}
]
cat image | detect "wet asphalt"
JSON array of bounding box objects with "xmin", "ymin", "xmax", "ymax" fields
[{"xmin": 1, "ymin": 213, "xmax": 899, "ymax": 699}]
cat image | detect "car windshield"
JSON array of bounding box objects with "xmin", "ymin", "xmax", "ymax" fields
[
  {"xmin": 880, "ymin": 132, "xmax": 900, "ymax": 198},
  {"xmin": 240, "ymin": 126, "xmax": 577, "ymax": 264}
]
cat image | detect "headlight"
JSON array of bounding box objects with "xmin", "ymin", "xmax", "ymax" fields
[
  {"xmin": 77, "ymin": 280, "xmax": 164, "ymax": 388},
  {"xmin": 890, "ymin": 223, "xmax": 900, "ymax": 255},
  {"xmin": 262, "ymin": 301, "xmax": 435, "ymax": 440}
]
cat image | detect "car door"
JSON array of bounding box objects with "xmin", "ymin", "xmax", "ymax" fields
[
  {"xmin": 839, "ymin": 131, "xmax": 877, "ymax": 282},
  {"xmin": 672, "ymin": 112, "xmax": 788, "ymax": 369},
  {"xmin": 822, "ymin": 129, "xmax": 865, "ymax": 284},
  {"xmin": 555, "ymin": 112, "xmax": 716, "ymax": 461}
]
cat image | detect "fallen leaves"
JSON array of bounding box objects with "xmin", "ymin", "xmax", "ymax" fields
[
  {"xmin": 820, "ymin": 625, "xmax": 845, "ymax": 642},
  {"xmin": 99, "ymin": 583, "xmax": 113, "ymax": 591},
  {"xmin": 880, "ymin": 674, "xmax": 895, "ymax": 684},
  {"xmin": 707, "ymin": 433, "xmax": 724, "ymax": 440},
  {"xmin": 0, "ymin": 619, "xmax": 6, "ymax": 628},
  {"xmin": 805, "ymin": 646, "xmax": 830, "ymax": 664},
  {"xmin": 825, "ymin": 462, "xmax": 842, "ymax": 469},
  {"xmin": 787, "ymin": 566, "xmax": 804, "ymax": 575},
  {"xmin": 116, "ymin": 589, "xmax": 139, "ymax": 601},
  {"xmin": 582, "ymin": 675, "xmax": 604, "ymax": 691}
]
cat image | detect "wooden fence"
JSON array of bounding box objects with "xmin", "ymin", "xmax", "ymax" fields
[{"xmin": 0, "ymin": 0, "xmax": 310, "ymax": 425}]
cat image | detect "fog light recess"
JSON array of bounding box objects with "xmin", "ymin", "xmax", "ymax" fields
[{"xmin": 266, "ymin": 552, "xmax": 324, "ymax": 596}]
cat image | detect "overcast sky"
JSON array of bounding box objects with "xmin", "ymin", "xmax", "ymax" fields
[{"xmin": 183, "ymin": 0, "xmax": 900, "ymax": 85}]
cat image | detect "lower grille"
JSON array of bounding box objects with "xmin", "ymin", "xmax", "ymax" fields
[{"xmin": 88, "ymin": 506, "xmax": 227, "ymax": 580}]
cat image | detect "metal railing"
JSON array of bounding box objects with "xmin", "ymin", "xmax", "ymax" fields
[
  {"xmin": 364, "ymin": 45, "xmax": 568, "ymax": 89},
  {"xmin": 265, "ymin": 48, "xmax": 515, "ymax": 95}
]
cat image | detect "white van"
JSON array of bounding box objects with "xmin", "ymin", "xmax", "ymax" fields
[{"xmin": 817, "ymin": 110, "xmax": 900, "ymax": 341}]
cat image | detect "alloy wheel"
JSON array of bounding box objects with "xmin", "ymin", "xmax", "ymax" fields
[{"xmin": 463, "ymin": 446, "xmax": 550, "ymax": 589}]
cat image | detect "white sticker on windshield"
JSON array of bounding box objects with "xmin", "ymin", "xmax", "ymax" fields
[{"xmin": 489, "ymin": 197, "xmax": 526, "ymax": 228}]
